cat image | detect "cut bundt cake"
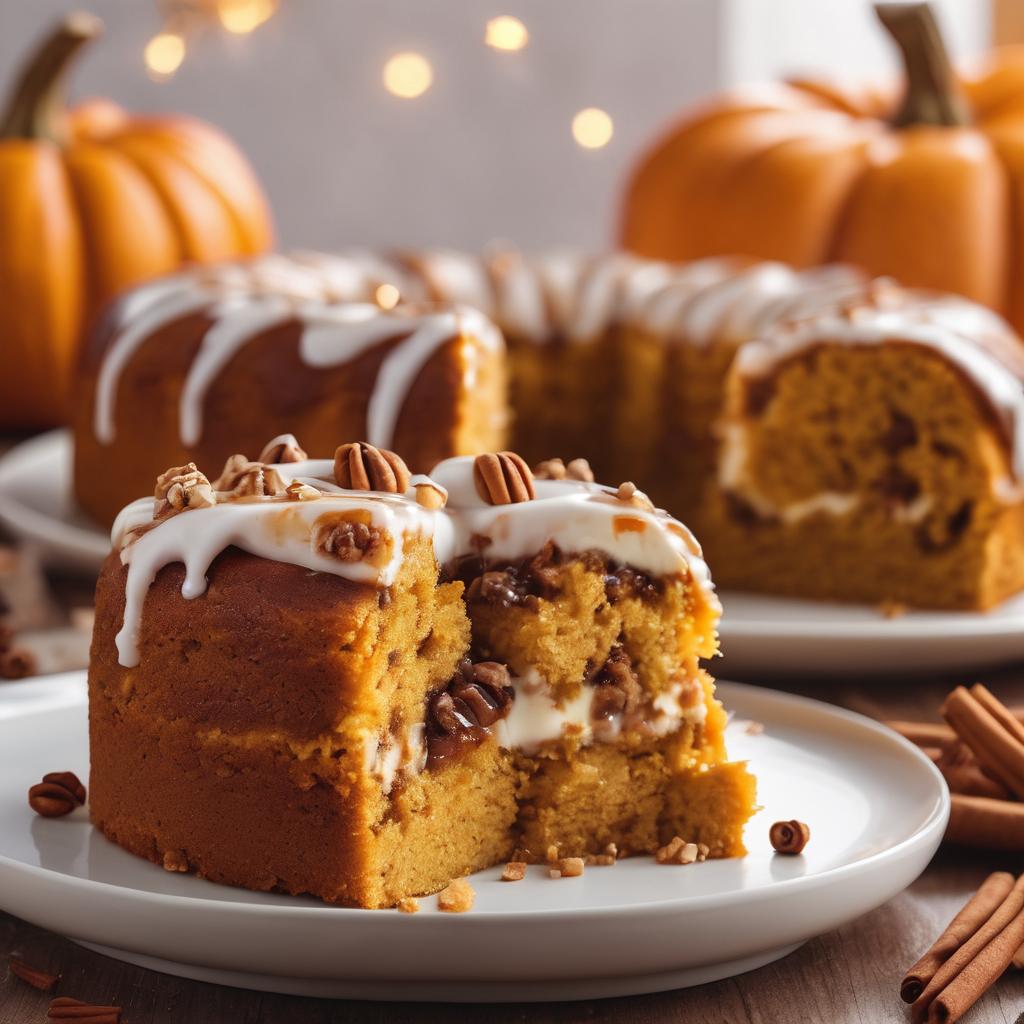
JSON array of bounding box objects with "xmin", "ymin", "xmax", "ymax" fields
[
  {"xmin": 74, "ymin": 245, "xmax": 1024, "ymax": 609},
  {"xmin": 697, "ymin": 283, "xmax": 1024, "ymax": 609},
  {"xmin": 88, "ymin": 441, "xmax": 755, "ymax": 908},
  {"xmin": 73, "ymin": 254, "xmax": 506, "ymax": 525}
]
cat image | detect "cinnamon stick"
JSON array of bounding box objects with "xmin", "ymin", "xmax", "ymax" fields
[
  {"xmin": 936, "ymin": 760, "xmax": 1012, "ymax": 801},
  {"xmin": 970, "ymin": 683, "xmax": 1024, "ymax": 748},
  {"xmin": 940, "ymin": 687, "xmax": 1024, "ymax": 800},
  {"xmin": 927, "ymin": 905, "xmax": 1024, "ymax": 1023},
  {"xmin": 911, "ymin": 875, "xmax": 1024, "ymax": 1022},
  {"xmin": 945, "ymin": 794, "xmax": 1024, "ymax": 851},
  {"xmin": 886, "ymin": 720, "xmax": 955, "ymax": 746},
  {"xmin": 900, "ymin": 871, "xmax": 1015, "ymax": 1002}
]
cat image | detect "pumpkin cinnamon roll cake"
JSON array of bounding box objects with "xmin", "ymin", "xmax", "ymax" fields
[
  {"xmin": 88, "ymin": 442, "xmax": 755, "ymax": 908},
  {"xmin": 697, "ymin": 283, "xmax": 1024, "ymax": 609}
]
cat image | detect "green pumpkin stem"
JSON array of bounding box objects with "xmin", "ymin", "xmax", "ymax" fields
[
  {"xmin": 875, "ymin": 3, "xmax": 969, "ymax": 127},
  {"xmin": 0, "ymin": 13, "xmax": 103, "ymax": 143}
]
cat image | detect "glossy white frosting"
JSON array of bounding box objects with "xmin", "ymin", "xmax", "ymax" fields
[
  {"xmin": 93, "ymin": 256, "xmax": 502, "ymax": 451},
  {"xmin": 110, "ymin": 457, "xmax": 717, "ymax": 670}
]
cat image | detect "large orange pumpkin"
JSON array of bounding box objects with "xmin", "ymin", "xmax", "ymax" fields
[
  {"xmin": 620, "ymin": 3, "xmax": 1024, "ymax": 334},
  {"xmin": 0, "ymin": 13, "xmax": 273, "ymax": 428}
]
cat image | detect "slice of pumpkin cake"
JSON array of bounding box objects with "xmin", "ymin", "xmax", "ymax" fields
[
  {"xmin": 88, "ymin": 440, "xmax": 755, "ymax": 908},
  {"xmin": 699, "ymin": 282, "xmax": 1024, "ymax": 609}
]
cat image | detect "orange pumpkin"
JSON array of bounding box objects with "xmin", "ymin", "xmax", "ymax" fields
[
  {"xmin": 620, "ymin": 3, "xmax": 1024, "ymax": 334},
  {"xmin": 0, "ymin": 13, "xmax": 273, "ymax": 428}
]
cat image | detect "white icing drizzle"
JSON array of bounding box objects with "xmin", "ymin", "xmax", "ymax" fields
[
  {"xmin": 93, "ymin": 255, "xmax": 503, "ymax": 452},
  {"xmin": 110, "ymin": 457, "xmax": 717, "ymax": 669}
]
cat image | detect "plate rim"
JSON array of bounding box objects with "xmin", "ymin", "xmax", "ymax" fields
[{"xmin": 0, "ymin": 672, "xmax": 950, "ymax": 923}]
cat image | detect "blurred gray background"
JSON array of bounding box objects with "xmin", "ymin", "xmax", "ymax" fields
[{"xmin": 0, "ymin": 0, "xmax": 990, "ymax": 252}]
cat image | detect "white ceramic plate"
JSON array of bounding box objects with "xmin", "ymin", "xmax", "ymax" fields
[
  {"xmin": 717, "ymin": 590, "xmax": 1024, "ymax": 678},
  {"xmin": 0, "ymin": 671, "xmax": 946, "ymax": 1002},
  {"xmin": 0, "ymin": 430, "xmax": 108, "ymax": 572}
]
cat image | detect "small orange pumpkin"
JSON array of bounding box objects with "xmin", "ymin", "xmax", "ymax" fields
[
  {"xmin": 620, "ymin": 3, "xmax": 1024, "ymax": 334},
  {"xmin": 0, "ymin": 13, "xmax": 274, "ymax": 428}
]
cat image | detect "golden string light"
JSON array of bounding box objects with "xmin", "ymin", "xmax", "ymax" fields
[
  {"xmin": 383, "ymin": 52, "xmax": 434, "ymax": 99},
  {"xmin": 572, "ymin": 107, "xmax": 614, "ymax": 149},
  {"xmin": 217, "ymin": 0, "xmax": 278, "ymax": 34},
  {"xmin": 485, "ymin": 16, "xmax": 528, "ymax": 52},
  {"xmin": 144, "ymin": 0, "xmax": 279, "ymax": 79},
  {"xmin": 144, "ymin": 31, "xmax": 186, "ymax": 80}
]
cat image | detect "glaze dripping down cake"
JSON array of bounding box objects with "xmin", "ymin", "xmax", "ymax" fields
[
  {"xmin": 88, "ymin": 441, "xmax": 756, "ymax": 908},
  {"xmin": 74, "ymin": 255, "xmax": 506, "ymax": 525},
  {"xmin": 74, "ymin": 247, "xmax": 1024, "ymax": 609}
]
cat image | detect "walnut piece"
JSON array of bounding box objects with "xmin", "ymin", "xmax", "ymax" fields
[
  {"xmin": 437, "ymin": 877, "xmax": 475, "ymax": 913},
  {"xmin": 655, "ymin": 837, "xmax": 709, "ymax": 865},
  {"xmin": 473, "ymin": 452, "xmax": 535, "ymax": 505},
  {"xmin": 335, "ymin": 442, "xmax": 411, "ymax": 493},
  {"xmin": 396, "ymin": 897, "xmax": 420, "ymax": 914},
  {"xmin": 213, "ymin": 454, "xmax": 287, "ymax": 498},
  {"xmin": 154, "ymin": 464, "xmax": 215, "ymax": 517},
  {"xmin": 258, "ymin": 433, "xmax": 308, "ymax": 465},
  {"xmin": 558, "ymin": 857, "xmax": 585, "ymax": 877},
  {"xmin": 501, "ymin": 862, "xmax": 527, "ymax": 882}
]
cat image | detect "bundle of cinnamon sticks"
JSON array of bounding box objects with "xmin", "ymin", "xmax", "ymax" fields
[
  {"xmin": 900, "ymin": 871, "xmax": 1024, "ymax": 1023},
  {"xmin": 886, "ymin": 684, "xmax": 1024, "ymax": 850}
]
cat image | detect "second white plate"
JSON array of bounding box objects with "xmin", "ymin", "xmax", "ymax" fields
[
  {"xmin": 717, "ymin": 590, "xmax": 1024, "ymax": 678},
  {"xmin": 0, "ymin": 672, "xmax": 947, "ymax": 1001}
]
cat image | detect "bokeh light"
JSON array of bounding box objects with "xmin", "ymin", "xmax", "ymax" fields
[
  {"xmin": 485, "ymin": 16, "xmax": 529, "ymax": 52},
  {"xmin": 572, "ymin": 107, "xmax": 614, "ymax": 149},
  {"xmin": 383, "ymin": 52, "xmax": 434, "ymax": 99},
  {"xmin": 217, "ymin": 0, "xmax": 278, "ymax": 35},
  {"xmin": 144, "ymin": 32, "xmax": 186, "ymax": 80}
]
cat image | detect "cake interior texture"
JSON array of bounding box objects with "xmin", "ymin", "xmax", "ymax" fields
[
  {"xmin": 88, "ymin": 451, "xmax": 756, "ymax": 908},
  {"xmin": 73, "ymin": 250, "xmax": 1024, "ymax": 609}
]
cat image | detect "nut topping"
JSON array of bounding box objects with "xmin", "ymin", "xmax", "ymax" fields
[
  {"xmin": 334, "ymin": 442, "xmax": 411, "ymax": 493},
  {"xmin": 415, "ymin": 481, "xmax": 447, "ymax": 509},
  {"xmin": 154, "ymin": 463, "xmax": 215, "ymax": 517},
  {"xmin": 285, "ymin": 480, "xmax": 321, "ymax": 501},
  {"xmin": 258, "ymin": 433, "xmax": 308, "ymax": 465},
  {"xmin": 533, "ymin": 457, "xmax": 595, "ymax": 483},
  {"xmin": 426, "ymin": 659, "xmax": 514, "ymax": 767},
  {"xmin": 473, "ymin": 452, "xmax": 535, "ymax": 505},
  {"xmin": 313, "ymin": 517, "xmax": 384, "ymax": 562},
  {"xmin": 615, "ymin": 481, "xmax": 654, "ymax": 511},
  {"xmin": 213, "ymin": 454, "xmax": 287, "ymax": 498},
  {"xmin": 28, "ymin": 771, "xmax": 86, "ymax": 818}
]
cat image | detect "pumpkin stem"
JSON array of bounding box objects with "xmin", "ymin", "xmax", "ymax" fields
[
  {"xmin": 875, "ymin": 3, "xmax": 968, "ymax": 127},
  {"xmin": 0, "ymin": 12, "xmax": 103, "ymax": 143}
]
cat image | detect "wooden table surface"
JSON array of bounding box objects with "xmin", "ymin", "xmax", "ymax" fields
[{"xmin": 2, "ymin": 665, "xmax": 1023, "ymax": 1023}]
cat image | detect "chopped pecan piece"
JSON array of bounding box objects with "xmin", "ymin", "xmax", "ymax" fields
[
  {"xmin": 425, "ymin": 659, "xmax": 514, "ymax": 767},
  {"xmin": 154, "ymin": 463, "xmax": 215, "ymax": 517},
  {"xmin": 615, "ymin": 481, "xmax": 654, "ymax": 511},
  {"xmin": 258, "ymin": 433, "xmax": 308, "ymax": 464},
  {"xmin": 335, "ymin": 442, "xmax": 411, "ymax": 493},
  {"xmin": 590, "ymin": 644, "xmax": 642, "ymax": 722},
  {"xmin": 501, "ymin": 861, "xmax": 527, "ymax": 882},
  {"xmin": 213, "ymin": 454, "xmax": 286, "ymax": 498},
  {"xmin": 313, "ymin": 517, "xmax": 384, "ymax": 562},
  {"xmin": 473, "ymin": 452, "xmax": 535, "ymax": 505}
]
